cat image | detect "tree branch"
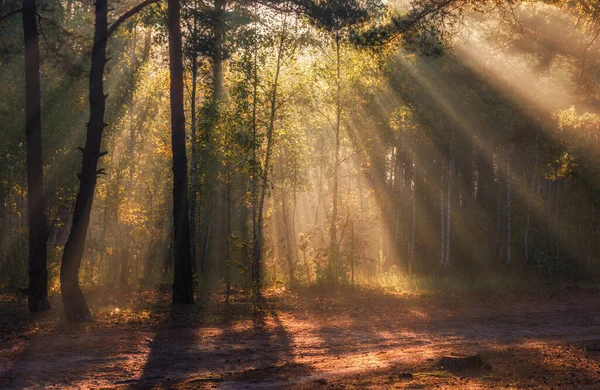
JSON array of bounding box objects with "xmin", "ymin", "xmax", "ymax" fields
[
  {"xmin": 0, "ymin": 8, "xmax": 22, "ymax": 23},
  {"xmin": 107, "ymin": 0, "xmax": 161, "ymax": 37}
]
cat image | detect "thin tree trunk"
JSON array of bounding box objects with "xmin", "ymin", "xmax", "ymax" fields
[
  {"xmin": 23, "ymin": 0, "xmax": 50, "ymax": 312},
  {"xmin": 445, "ymin": 129, "xmax": 455, "ymax": 267},
  {"xmin": 506, "ymin": 143, "xmax": 513, "ymax": 265},
  {"xmin": 440, "ymin": 161, "xmax": 446, "ymax": 265},
  {"xmin": 225, "ymin": 173, "xmax": 231, "ymax": 303},
  {"xmin": 555, "ymin": 180, "xmax": 560, "ymax": 257},
  {"xmin": 250, "ymin": 21, "xmax": 259, "ymax": 297},
  {"xmin": 410, "ymin": 145, "xmax": 417, "ymax": 268},
  {"xmin": 329, "ymin": 33, "xmax": 341, "ymax": 283},
  {"xmin": 291, "ymin": 164, "xmax": 299, "ymax": 284},
  {"xmin": 168, "ymin": 0, "xmax": 194, "ymax": 304},
  {"xmin": 252, "ymin": 20, "xmax": 286, "ymax": 301},
  {"xmin": 525, "ymin": 129, "xmax": 539, "ymax": 265},
  {"xmin": 394, "ymin": 145, "xmax": 402, "ymax": 261},
  {"xmin": 60, "ymin": 0, "xmax": 110, "ymax": 322},
  {"xmin": 350, "ymin": 221, "xmax": 355, "ymax": 289},
  {"xmin": 281, "ymin": 181, "xmax": 295, "ymax": 290},
  {"xmin": 198, "ymin": 0, "xmax": 226, "ymax": 276},
  {"xmin": 189, "ymin": 1, "xmax": 199, "ymax": 273},
  {"xmin": 121, "ymin": 30, "xmax": 137, "ymax": 288}
]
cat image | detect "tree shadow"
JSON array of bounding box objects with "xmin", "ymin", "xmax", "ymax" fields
[
  {"xmin": 0, "ymin": 288, "xmax": 165, "ymax": 388},
  {"xmin": 134, "ymin": 290, "xmax": 312, "ymax": 388},
  {"xmin": 2, "ymin": 286, "xmax": 600, "ymax": 388}
]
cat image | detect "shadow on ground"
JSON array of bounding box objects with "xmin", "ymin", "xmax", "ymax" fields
[{"xmin": 1, "ymin": 286, "xmax": 600, "ymax": 388}]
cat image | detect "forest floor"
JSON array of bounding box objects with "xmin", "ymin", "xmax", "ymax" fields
[{"xmin": 1, "ymin": 284, "xmax": 600, "ymax": 389}]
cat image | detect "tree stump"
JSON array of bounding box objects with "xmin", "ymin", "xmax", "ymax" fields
[{"xmin": 436, "ymin": 354, "xmax": 483, "ymax": 371}]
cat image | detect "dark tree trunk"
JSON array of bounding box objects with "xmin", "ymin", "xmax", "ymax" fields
[
  {"xmin": 23, "ymin": 0, "xmax": 50, "ymax": 312},
  {"xmin": 189, "ymin": 0, "xmax": 199, "ymax": 274},
  {"xmin": 168, "ymin": 0, "xmax": 194, "ymax": 304},
  {"xmin": 60, "ymin": 0, "xmax": 109, "ymax": 322}
]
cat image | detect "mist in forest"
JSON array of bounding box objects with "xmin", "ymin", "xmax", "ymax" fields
[
  {"xmin": 3, "ymin": 0, "xmax": 600, "ymax": 388},
  {"xmin": 1, "ymin": 0, "xmax": 600, "ymax": 297}
]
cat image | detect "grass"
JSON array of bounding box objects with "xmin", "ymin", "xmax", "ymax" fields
[{"xmin": 355, "ymin": 267, "xmax": 598, "ymax": 298}]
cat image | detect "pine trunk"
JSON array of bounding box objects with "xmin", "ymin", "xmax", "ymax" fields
[
  {"xmin": 168, "ymin": 0, "xmax": 194, "ymax": 304},
  {"xmin": 329, "ymin": 34, "xmax": 341, "ymax": 282},
  {"xmin": 60, "ymin": 0, "xmax": 110, "ymax": 322},
  {"xmin": 252, "ymin": 21, "xmax": 286, "ymax": 301},
  {"xmin": 23, "ymin": 0, "xmax": 50, "ymax": 312}
]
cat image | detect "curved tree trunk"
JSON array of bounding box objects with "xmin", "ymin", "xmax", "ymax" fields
[
  {"xmin": 23, "ymin": 0, "xmax": 50, "ymax": 312},
  {"xmin": 60, "ymin": 0, "xmax": 109, "ymax": 322},
  {"xmin": 168, "ymin": 0, "xmax": 194, "ymax": 304}
]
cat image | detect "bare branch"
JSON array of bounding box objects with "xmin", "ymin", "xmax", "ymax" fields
[
  {"xmin": 107, "ymin": 0, "xmax": 161, "ymax": 37},
  {"xmin": 0, "ymin": 8, "xmax": 22, "ymax": 23}
]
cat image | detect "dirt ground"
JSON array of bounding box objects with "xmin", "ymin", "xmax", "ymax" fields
[{"xmin": 1, "ymin": 286, "xmax": 600, "ymax": 389}]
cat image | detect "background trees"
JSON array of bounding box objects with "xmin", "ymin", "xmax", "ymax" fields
[{"xmin": 1, "ymin": 0, "xmax": 600, "ymax": 318}]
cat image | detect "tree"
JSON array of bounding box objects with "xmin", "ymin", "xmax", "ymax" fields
[
  {"xmin": 23, "ymin": 0, "xmax": 50, "ymax": 312},
  {"xmin": 305, "ymin": 0, "xmax": 381, "ymax": 283},
  {"xmin": 61, "ymin": 0, "xmax": 161, "ymax": 321},
  {"xmin": 168, "ymin": 0, "xmax": 194, "ymax": 304},
  {"xmin": 60, "ymin": 0, "xmax": 109, "ymax": 322}
]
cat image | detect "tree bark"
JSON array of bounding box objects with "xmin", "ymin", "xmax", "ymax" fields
[
  {"xmin": 197, "ymin": 0, "xmax": 226, "ymax": 276},
  {"xmin": 329, "ymin": 33, "xmax": 341, "ymax": 283},
  {"xmin": 444, "ymin": 129, "xmax": 455, "ymax": 267},
  {"xmin": 60, "ymin": 0, "xmax": 110, "ymax": 322},
  {"xmin": 23, "ymin": 0, "xmax": 50, "ymax": 312},
  {"xmin": 168, "ymin": 0, "xmax": 194, "ymax": 304},
  {"xmin": 440, "ymin": 160, "xmax": 445, "ymax": 265},
  {"xmin": 252, "ymin": 20, "xmax": 286, "ymax": 302},
  {"xmin": 506, "ymin": 143, "xmax": 513, "ymax": 265},
  {"xmin": 189, "ymin": 0, "xmax": 200, "ymax": 274},
  {"xmin": 190, "ymin": 50, "xmax": 199, "ymax": 271}
]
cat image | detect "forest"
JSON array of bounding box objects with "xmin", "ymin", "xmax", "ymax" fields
[{"xmin": 2, "ymin": 0, "xmax": 600, "ymax": 388}]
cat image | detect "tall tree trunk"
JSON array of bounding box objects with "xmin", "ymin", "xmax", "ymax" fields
[
  {"xmin": 506, "ymin": 143, "xmax": 513, "ymax": 265},
  {"xmin": 410, "ymin": 141, "xmax": 418, "ymax": 268},
  {"xmin": 121, "ymin": 31, "xmax": 137, "ymax": 288},
  {"xmin": 329, "ymin": 33, "xmax": 341, "ymax": 283},
  {"xmin": 23, "ymin": 0, "xmax": 50, "ymax": 312},
  {"xmin": 198, "ymin": 0, "xmax": 226, "ymax": 275},
  {"xmin": 525, "ymin": 129, "xmax": 539, "ymax": 265},
  {"xmin": 281, "ymin": 183, "xmax": 294, "ymax": 289},
  {"xmin": 444, "ymin": 129, "xmax": 455, "ymax": 267},
  {"xmin": 440, "ymin": 160, "xmax": 446, "ymax": 265},
  {"xmin": 189, "ymin": 0, "xmax": 199, "ymax": 274},
  {"xmin": 190, "ymin": 53, "xmax": 199, "ymax": 271},
  {"xmin": 213, "ymin": 0, "xmax": 225, "ymax": 102},
  {"xmin": 250, "ymin": 26, "xmax": 259, "ymax": 297},
  {"xmin": 60, "ymin": 0, "xmax": 109, "ymax": 322},
  {"xmin": 252, "ymin": 21, "xmax": 286, "ymax": 302},
  {"xmin": 225, "ymin": 173, "xmax": 231, "ymax": 303},
  {"xmin": 291, "ymin": 164, "xmax": 300, "ymax": 285},
  {"xmin": 168, "ymin": 0, "xmax": 194, "ymax": 304},
  {"xmin": 394, "ymin": 144, "xmax": 402, "ymax": 266}
]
